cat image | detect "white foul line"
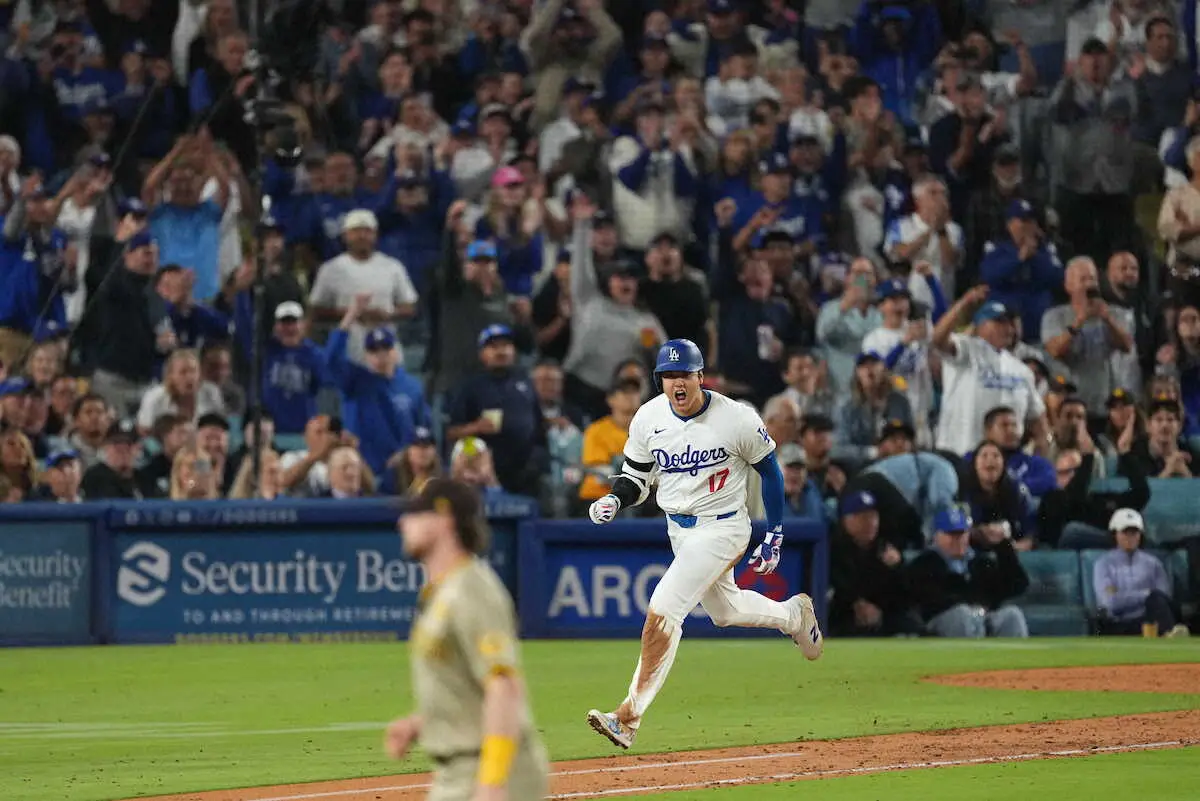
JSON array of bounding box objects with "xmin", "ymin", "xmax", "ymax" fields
[
  {"xmin": 547, "ymin": 740, "xmax": 1189, "ymax": 799},
  {"xmin": 214, "ymin": 738, "xmax": 1194, "ymax": 801}
]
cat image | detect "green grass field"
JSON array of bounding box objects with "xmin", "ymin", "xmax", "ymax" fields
[{"xmin": 1, "ymin": 638, "xmax": 1198, "ymax": 801}]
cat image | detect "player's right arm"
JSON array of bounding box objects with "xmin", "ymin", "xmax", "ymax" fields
[
  {"xmin": 589, "ymin": 409, "xmax": 654, "ymax": 524},
  {"xmin": 384, "ymin": 714, "xmax": 423, "ymax": 760},
  {"xmin": 931, "ymin": 285, "xmax": 989, "ymax": 358}
]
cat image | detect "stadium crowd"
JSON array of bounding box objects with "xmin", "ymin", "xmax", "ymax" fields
[{"xmin": 0, "ymin": 0, "xmax": 1197, "ymax": 638}]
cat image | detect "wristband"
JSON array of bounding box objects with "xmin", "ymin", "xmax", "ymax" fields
[{"xmin": 478, "ymin": 735, "xmax": 518, "ymax": 787}]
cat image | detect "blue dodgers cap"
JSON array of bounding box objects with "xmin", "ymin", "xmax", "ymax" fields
[
  {"xmin": 451, "ymin": 118, "xmax": 476, "ymax": 138},
  {"xmin": 127, "ymin": 230, "xmax": 156, "ymax": 251},
  {"xmin": 856, "ymin": 350, "xmax": 884, "ymax": 366},
  {"xmin": 839, "ymin": 490, "xmax": 878, "ymax": 518},
  {"xmin": 0, "ymin": 377, "xmax": 31, "ymax": 397},
  {"xmin": 466, "ymin": 240, "xmax": 498, "ymax": 260},
  {"xmin": 118, "ymin": 196, "xmax": 147, "ymax": 217},
  {"xmin": 1006, "ymin": 198, "xmax": 1036, "ymax": 221},
  {"xmin": 641, "ymin": 32, "xmax": 670, "ymax": 49},
  {"xmin": 364, "ymin": 327, "xmax": 396, "ymax": 351},
  {"xmin": 32, "ymin": 319, "xmax": 65, "ymax": 342},
  {"xmin": 933, "ymin": 505, "xmax": 973, "ymax": 533},
  {"xmin": 759, "ymin": 151, "xmax": 791, "ymax": 175},
  {"xmin": 46, "ymin": 448, "xmax": 80, "ymax": 468},
  {"xmin": 877, "ymin": 278, "xmax": 910, "ymax": 301},
  {"xmin": 708, "ymin": 0, "xmax": 737, "ymax": 14},
  {"xmin": 81, "ymin": 96, "xmax": 112, "ymax": 116},
  {"xmin": 412, "ymin": 426, "xmax": 435, "ymax": 445},
  {"xmin": 879, "ymin": 5, "xmax": 912, "ymax": 22},
  {"xmin": 972, "ymin": 300, "xmax": 1015, "ymax": 326},
  {"xmin": 563, "ymin": 76, "xmax": 597, "ymax": 95},
  {"xmin": 396, "ymin": 169, "xmax": 426, "ymax": 189},
  {"xmin": 751, "ymin": 227, "xmax": 794, "ymax": 250},
  {"xmin": 477, "ymin": 323, "xmax": 514, "ymax": 348},
  {"xmin": 258, "ymin": 213, "xmax": 284, "ymax": 232}
]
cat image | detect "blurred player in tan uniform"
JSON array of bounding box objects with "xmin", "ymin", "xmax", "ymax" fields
[{"xmin": 385, "ymin": 478, "xmax": 549, "ymax": 801}]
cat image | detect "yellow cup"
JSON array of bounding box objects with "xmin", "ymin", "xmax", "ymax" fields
[{"xmin": 1142, "ymin": 622, "xmax": 1159, "ymax": 639}]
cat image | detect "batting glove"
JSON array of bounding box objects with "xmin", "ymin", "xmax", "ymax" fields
[
  {"xmin": 749, "ymin": 526, "xmax": 783, "ymax": 575},
  {"xmin": 589, "ymin": 494, "xmax": 621, "ymax": 525}
]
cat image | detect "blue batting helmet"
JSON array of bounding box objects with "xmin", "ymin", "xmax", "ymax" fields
[{"xmin": 654, "ymin": 339, "xmax": 704, "ymax": 375}]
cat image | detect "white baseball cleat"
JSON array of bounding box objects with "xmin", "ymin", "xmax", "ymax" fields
[
  {"xmin": 586, "ymin": 709, "xmax": 636, "ymax": 750},
  {"xmin": 786, "ymin": 594, "xmax": 823, "ymax": 660}
]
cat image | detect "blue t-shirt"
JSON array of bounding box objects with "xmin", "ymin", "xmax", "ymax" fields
[{"xmin": 150, "ymin": 201, "xmax": 223, "ymax": 300}]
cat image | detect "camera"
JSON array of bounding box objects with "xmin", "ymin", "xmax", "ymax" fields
[
  {"xmin": 908, "ymin": 300, "xmax": 929, "ymax": 321},
  {"xmin": 1085, "ymin": 287, "xmax": 1101, "ymax": 300}
]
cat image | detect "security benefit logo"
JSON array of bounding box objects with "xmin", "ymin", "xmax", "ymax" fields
[
  {"xmin": 117, "ymin": 542, "xmax": 171, "ymax": 607},
  {"xmin": 114, "ymin": 538, "xmax": 428, "ymax": 632}
]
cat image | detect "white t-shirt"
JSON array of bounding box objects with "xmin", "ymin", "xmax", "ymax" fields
[
  {"xmin": 883, "ymin": 213, "xmax": 964, "ymax": 300},
  {"xmin": 279, "ymin": 450, "xmax": 330, "ymax": 496},
  {"xmin": 56, "ymin": 197, "xmax": 97, "ymax": 325},
  {"xmin": 624, "ymin": 391, "xmax": 775, "ymax": 517},
  {"xmin": 861, "ymin": 323, "xmax": 934, "ymax": 443},
  {"xmin": 936, "ymin": 333, "xmax": 1046, "ymax": 456},
  {"xmin": 135, "ymin": 382, "xmax": 227, "ymax": 431},
  {"xmin": 309, "ymin": 250, "xmax": 418, "ymax": 363}
]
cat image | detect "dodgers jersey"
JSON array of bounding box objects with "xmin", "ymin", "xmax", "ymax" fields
[
  {"xmin": 936, "ymin": 333, "xmax": 1045, "ymax": 456},
  {"xmin": 624, "ymin": 391, "xmax": 776, "ymax": 517}
]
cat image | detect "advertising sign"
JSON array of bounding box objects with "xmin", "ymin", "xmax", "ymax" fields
[
  {"xmin": 111, "ymin": 531, "xmax": 426, "ymax": 644},
  {"xmin": 0, "ymin": 523, "xmax": 92, "ymax": 643},
  {"xmin": 518, "ymin": 520, "xmax": 826, "ymax": 638}
]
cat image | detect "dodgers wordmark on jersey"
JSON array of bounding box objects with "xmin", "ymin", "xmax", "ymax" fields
[
  {"xmin": 624, "ymin": 392, "xmax": 776, "ymax": 517},
  {"xmin": 936, "ymin": 333, "xmax": 1045, "ymax": 456}
]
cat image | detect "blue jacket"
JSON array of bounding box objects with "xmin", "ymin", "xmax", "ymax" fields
[
  {"xmin": 734, "ymin": 192, "xmax": 822, "ymax": 247},
  {"xmin": 473, "ymin": 216, "xmax": 542, "ymax": 297},
  {"xmin": 978, "ymin": 238, "xmax": 1063, "ymax": 341},
  {"xmin": 288, "ymin": 180, "xmax": 399, "ymax": 261},
  {"xmin": 965, "ymin": 447, "xmax": 1057, "ymax": 499},
  {"xmin": 261, "ymin": 339, "xmax": 329, "ymax": 435},
  {"xmin": 850, "ymin": 4, "xmax": 941, "ymax": 127},
  {"xmin": 325, "ymin": 329, "xmax": 430, "ymax": 474},
  {"xmin": 615, "ymin": 140, "xmax": 699, "ymax": 199},
  {"xmin": 0, "ymin": 226, "xmax": 70, "ymax": 334},
  {"xmin": 785, "ymin": 478, "xmax": 829, "ymax": 523}
]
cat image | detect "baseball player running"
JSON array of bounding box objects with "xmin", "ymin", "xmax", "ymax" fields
[
  {"xmin": 585, "ymin": 338, "xmax": 823, "ymax": 749},
  {"xmin": 386, "ymin": 478, "xmax": 548, "ymax": 801}
]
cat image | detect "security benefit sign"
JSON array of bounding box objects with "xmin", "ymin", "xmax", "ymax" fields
[
  {"xmin": 0, "ymin": 523, "xmax": 92, "ymax": 642},
  {"xmin": 527, "ymin": 540, "xmax": 802, "ymax": 638},
  {"xmin": 111, "ymin": 532, "xmax": 426, "ymax": 644}
]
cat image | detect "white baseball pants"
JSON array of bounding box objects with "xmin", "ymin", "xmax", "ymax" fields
[{"xmin": 614, "ymin": 512, "xmax": 797, "ymax": 729}]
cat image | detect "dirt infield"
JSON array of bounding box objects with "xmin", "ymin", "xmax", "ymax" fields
[
  {"xmin": 136, "ymin": 664, "xmax": 1200, "ymax": 801},
  {"xmin": 928, "ymin": 662, "xmax": 1200, "ymax": 694}
]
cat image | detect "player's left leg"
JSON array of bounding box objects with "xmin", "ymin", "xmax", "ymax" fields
[{"xmin": 698, "ymin": 517, "xmax": 823, "ymax": 660}]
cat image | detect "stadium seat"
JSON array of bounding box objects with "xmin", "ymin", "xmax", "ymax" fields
[
  {"xmin": 1141, "ymin": 481, "xmax": 1200, "ymax": 545},
  {"xmin": 1013, "ymin": 551, "xmax": 1088, "ymax": 636},
  {"xmin": 1079, "ymin": 550, "xmax": 1104, "ymax": 614},
  {"xmin": 273, "ymin": 434, "xmax": 307, "ymax": 454}
]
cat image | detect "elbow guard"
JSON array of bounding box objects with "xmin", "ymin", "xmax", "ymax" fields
[{"xmin": 611, "ymin": 458, "xmax": 652, "ymax": 508}]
